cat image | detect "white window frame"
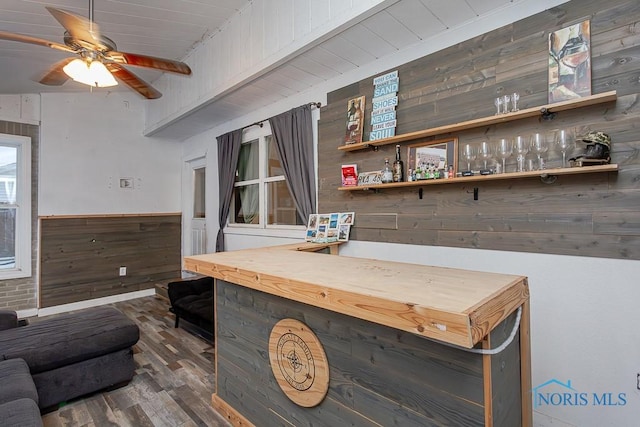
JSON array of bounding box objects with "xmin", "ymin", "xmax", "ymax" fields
[
  {"xmin": 0, "ymin": 133, "xmax": 31, "ymax": 280},
  {"xmin": 226, "ymin": 123, "xmax": 305, "ymax": 238}
]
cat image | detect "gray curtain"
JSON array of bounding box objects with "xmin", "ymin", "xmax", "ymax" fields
[
  {"xmin": 268, "ymin": 105, "xmax": 316, "ymax": 222},
  {"xmin": 216, "ymin": 129, "xmax": 243, "ymax": 252}
]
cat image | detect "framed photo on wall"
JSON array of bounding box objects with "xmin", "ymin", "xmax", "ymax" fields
[
  {"xmin": 345, "ymin": 96, "xmax": 365, "ymax": 145},
  {"xmin": 548, "ymin": 20, "xmax": 591, "ymax": 102},
  {"xmin": 407, "ymin": 137, "xmax": 458, "ymax": 176}
]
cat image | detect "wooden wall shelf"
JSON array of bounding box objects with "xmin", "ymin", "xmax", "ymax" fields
[
  {"xmin": 337, "ymin": 91, "xmax": 617, "ymax": 152},
  {"xmin": 338, "ymin": 164, "xmax": 618, "ymax": 191}
]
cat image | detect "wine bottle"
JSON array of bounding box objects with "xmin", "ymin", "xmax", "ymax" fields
[
  {"xmin": 381, "ymin": 158, "xmax": 393, "ymax": 183},
  {"xmin": 392, "ymin": 145, "xmax": 404, "ymax": 182}
]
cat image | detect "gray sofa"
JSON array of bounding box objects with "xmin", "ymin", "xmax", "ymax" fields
[{"xmin": 0, "ymin": 306, "xmax": 139, "ymax": 424}]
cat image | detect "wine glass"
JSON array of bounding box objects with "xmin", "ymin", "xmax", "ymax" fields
[
  {"xmin": 462, "ymin": 144, "xmax": 476, "ymax": 172},
  {"xmin": 502, "ymin": 95, "xmax": 511, "ymax": 114},
  {"xmin": 494, "ymin": 97, "xmax": 503, "ymax": 115},
  {"xmin": 514, "ymin": 135, "xmax": 528, "ymax": 172},
  {"xmin": 530, "ymin": 133, "xmax": 548, "ymax": 170},
  {"xmin": 511, "ymin": 93, "xmax": 520, "ymax": 112},
  {"xmin": 495, "ymin": 138, "xmax": 512, "ymax": 173},
  {"xmin": 478, "ymin": 141, "xmax": 493, "ymax": 170},
  {"xmin": 555, "ymin": 128, "xmax": 574, "ymax": 168}
]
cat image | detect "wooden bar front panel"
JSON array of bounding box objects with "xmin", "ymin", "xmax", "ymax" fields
[{"xmin": 215, "ymin": 279, "xmax": 523, "ymax": 426}]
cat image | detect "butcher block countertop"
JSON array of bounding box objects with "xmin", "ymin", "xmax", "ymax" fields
[{"xmin": 184, "ymin": 242, "xmax": 529, "ymax": 348}]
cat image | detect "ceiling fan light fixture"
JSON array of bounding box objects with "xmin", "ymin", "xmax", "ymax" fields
[{"xmin": 63, "ymin": 58, "xmax": 117, "ymax": 87}]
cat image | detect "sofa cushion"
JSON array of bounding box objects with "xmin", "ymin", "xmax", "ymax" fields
[
  {"xmin": 0, "ymin": 358, "xmax": 38, "ymax": 405},
  {"xmin": 0, "ymin": 398, "xmax": 43, "ymax": 427},
  {"xmin": 0, "ymin": 306, "xmax": 139, "ymax": 374},
  {"xmin": 168, "ymin": 277, "xmax": 214, "ymax": 303},
  {"xmin": 0, "ymin": 310, "xmax": 17, "ymax": 331},
  {"xmin": 172, "ymin": 291, "xmax": 214, "ymax": 323}
]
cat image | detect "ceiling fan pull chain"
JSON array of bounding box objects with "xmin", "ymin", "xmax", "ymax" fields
[{"xmin": 89, "ymin": 0, "xmax": 94, "ymax": 29}]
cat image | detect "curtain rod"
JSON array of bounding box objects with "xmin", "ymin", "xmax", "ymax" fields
[{"xmin": 243, "ymin": 102, "xmax": 321, "ymax": 130}]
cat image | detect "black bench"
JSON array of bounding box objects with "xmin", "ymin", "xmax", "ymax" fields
[{"xmin": 168, "ymin": 277, "xmax": 214, "ymax": 340}]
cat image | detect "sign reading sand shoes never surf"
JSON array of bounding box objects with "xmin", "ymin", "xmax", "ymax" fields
[{"xmin": 370, "ymin": 70, "xmax": 399, "ymax": 141}]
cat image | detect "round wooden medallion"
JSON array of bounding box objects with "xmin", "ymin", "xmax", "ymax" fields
[{"xmin": 268, "ymin": 318, "xmax": 329, "ymax": 407}]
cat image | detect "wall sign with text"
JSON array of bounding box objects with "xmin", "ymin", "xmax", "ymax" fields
[{"xmin": 370, "ymin": 70, "xmax": 398, "ymax": 141}]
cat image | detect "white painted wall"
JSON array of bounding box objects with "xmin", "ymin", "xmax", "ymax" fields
[
  {"xmin": 39, "ymin": 92, "xmax": 181, "ymax": 216},
  {"xmin": 0, "ymin": 94, "xmax": 40, "ymax": 124}
]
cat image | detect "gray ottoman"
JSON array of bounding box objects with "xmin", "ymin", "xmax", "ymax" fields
[{"xmin": 0, "ymin": 306, "xmax": 139, "ymax": 410}]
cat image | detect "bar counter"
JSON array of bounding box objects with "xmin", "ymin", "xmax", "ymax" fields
[{"xmin": 184, "ymin": 242, "xmax": 532, "ymax": 426}]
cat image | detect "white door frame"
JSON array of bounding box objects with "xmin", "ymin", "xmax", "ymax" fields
[{"xmin": 182, "ymin": 155, "xmax": 207, "ymax": 259}]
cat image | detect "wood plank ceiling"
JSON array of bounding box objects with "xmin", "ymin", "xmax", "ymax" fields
[{"xmin": 0, "ymin": 0, "xmax": 519, "ymax": 136}]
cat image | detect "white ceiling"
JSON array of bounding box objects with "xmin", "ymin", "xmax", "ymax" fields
[
  {"xmin": 0, "ymin": 0, "xmax": 543, "ymax": 137},
  {"xmin": 0, "ymin": 0, "xmax": 248, "ymax": 94}
]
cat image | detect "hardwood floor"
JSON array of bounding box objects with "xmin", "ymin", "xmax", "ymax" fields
[{"xmin": 42, "ymin": 295, "xmax": 230, "ymax": 427}]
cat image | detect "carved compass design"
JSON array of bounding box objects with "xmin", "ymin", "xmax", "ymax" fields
[{"xmin": 268, "ymin": 318, "xmax": 329, "ymax": 407}]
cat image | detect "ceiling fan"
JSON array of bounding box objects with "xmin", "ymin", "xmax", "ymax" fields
[{"xmin": 0, "ymin": 0, "xmax": 192, "ymax": 99}]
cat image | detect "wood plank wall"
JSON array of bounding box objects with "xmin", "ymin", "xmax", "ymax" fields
[
  {"xmin": 216, "ymin": 280, "xmax": 525, "ymax": 426},
  {"xmin": 39, "ymin": 214, "xmax": 181, "ymax": 307},
  {"xmin": 318, "ymin": 0, "xmax": 640, "ymax": 260}
]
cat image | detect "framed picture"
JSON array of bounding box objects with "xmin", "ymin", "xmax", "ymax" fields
[
  {"xmin": 305, "ymin": 214, "xmax": 318, "ymax": 241},
  {"xmin": 345, "ymin": 96, "xmax": 365, "ymax": 145},
  {"xmin": 306, "ymin": 212, "xmax": 355, "ymax": 243},
  {"xmin": 339, "ymin": 212, "xmax": 354, "ymax": 225},
  {"xmin": 307, "ymin": 214, "xmax": 318, "ymax": 229},
  {"xmin": 338, "ymin": 224, "xmax": 351, "ymax": 241},
  {"xmin": 548, "ymin": 20, "xmax": 591, "ymax": 103},
  {"xmin": 407, "ymin": 137, "xmax": 458, "ymax": 175},
  {"xmin": 317, "ymin": 214, "xmax": 330, "ymax": 226}
]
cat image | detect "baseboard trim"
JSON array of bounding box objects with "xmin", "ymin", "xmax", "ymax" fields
[
  {"xmin": 37, "ymin": 289, "xmax": 156, "ymax": 317},
  {"xmin": 16, "ymin": 308, "xmax": 38, "ymax": 319}
]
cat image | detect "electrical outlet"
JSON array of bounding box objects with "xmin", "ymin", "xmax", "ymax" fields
[{"xmin": 119, "ymin": 266, "xmax": 127, "ymax": 276}]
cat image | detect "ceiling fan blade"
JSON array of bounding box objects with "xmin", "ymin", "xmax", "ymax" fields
[
  {"xmin": 37, "ymin": 58, "xmax": 75, "ymax": 86},
  {"xmin": 105, "ymin": 63, "xmax": 162, "ymax": 99},
  {"xmin": 107, "ymin": 51, "xmax": 191, "ymax": 75},
  {"xmin": 45, "ymin": 6, "xmax": 104, "ymax": 48},
  {"xmin": 0, "ymin": 30, "xmax": 76, "ymax": 54}
]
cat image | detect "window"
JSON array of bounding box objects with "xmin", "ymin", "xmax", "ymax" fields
[
  {"xmin": 0, "ymin": 134, "xmax": 31, "ymax": 279},
  {"xmin": 230, "ymin": 125, "xmax": 304, "ymax": 228}
]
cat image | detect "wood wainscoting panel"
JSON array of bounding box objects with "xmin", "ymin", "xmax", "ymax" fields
[{"xmin": 39, "ymin": 214, "xmax": 181, "ymax": 307}]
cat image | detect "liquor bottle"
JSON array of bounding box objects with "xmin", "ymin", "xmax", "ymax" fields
[
  {"xmin": 392, "ymin": 145, "xmax": 404, "ymax": 182},
  {"xmin": 381, "ymin": 158, "xmax": 393, "ymax": 183}
]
